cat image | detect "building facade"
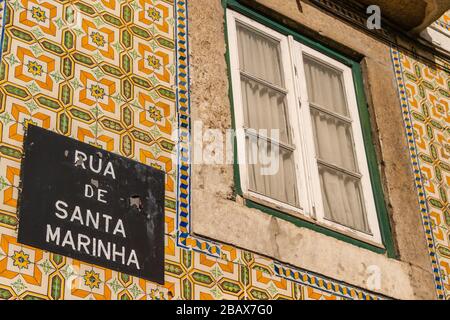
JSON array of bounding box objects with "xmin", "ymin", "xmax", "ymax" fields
[{"xmin": 0, "ymin": 0, "xmax": 448, "ymax": 300}]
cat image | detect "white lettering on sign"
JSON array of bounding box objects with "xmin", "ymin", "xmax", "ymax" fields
[
  {"xmin": 113, "ymin": 219, "xmax": 126, "ymax": 238},
  {"xmin": 84, "ymin": 184, "xmax": 108, "ymax": 204},
  {"xmin": 46, "ymin": 224, "xmax": 60, "ymax": 243},
  {"xmin": 61, "ymin": 230, "xmax": 76, "ymax": 250},
  {"xmin": 74, "ymin": 150, "xmax": 116, "ymax": 179},
  {"xmin": 54, "ymin": 200, "xmax": 127, "ymax": 238},
  {"xmin": 55, "ymin": 200, "xmax": 68, "ymax": 219}
]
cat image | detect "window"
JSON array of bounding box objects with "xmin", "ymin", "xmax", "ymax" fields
[
  {"xmin": 227, "ymin": 9, "xmax": 382, "ymax": 245},
  {"xmin": 420, "ymin": 25, "xmax": 450, "ymax": 54}
]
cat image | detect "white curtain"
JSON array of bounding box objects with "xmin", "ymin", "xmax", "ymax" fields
[
  {"xmin": 246, "ymin": 136, "xmax": 298, "ymax": 207},
  {"xmin": 237, "ymin": 24, "xmax": 298, "ymax": 207},
  {"xmin": 318, "ymin": 165, "xmax": 368, "ymax": 233},
  {"xmin": 304, "ymin": 57, "xmax": 370, "ymax": 233},
  {"xmin": 311, "ymin": 109, "xmax": 356, "ymax": 171},
  {"xmin": 237, "ymin": 24, "xmax": 283, "ymax": 86},
  {"xmin": 240, "ymin": 79, "xmax": 289, "ymax": 143}
]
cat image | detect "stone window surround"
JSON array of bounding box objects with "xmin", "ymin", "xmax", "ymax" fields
[{"xmin": 189, "ymin": 0, "xmax": 436, "ymax": 299}]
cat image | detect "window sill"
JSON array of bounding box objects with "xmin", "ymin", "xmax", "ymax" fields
[{"xmin": 243, "ymin": 195, "xmax": 387, "ymax": 253}]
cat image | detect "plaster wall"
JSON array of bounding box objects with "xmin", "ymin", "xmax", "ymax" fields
[{"xmin": 189, "ymin": 0, "xmax": 437, "ymax": 299}]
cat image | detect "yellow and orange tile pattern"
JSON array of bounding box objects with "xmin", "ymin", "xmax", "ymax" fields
[
  {"xmin": 434, "ymin": 10, "xmax": 450, "ymax": 33},
  {"xmin": 0, "ymin": 0, "xmax": 430, "ymax": 301},
  {"xmin": 0, "ymin": 0, "xmax": 177, "ymax": 300}
]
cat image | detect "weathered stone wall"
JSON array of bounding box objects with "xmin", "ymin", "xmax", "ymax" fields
[{"xmin": 189, "ymin": 0, "xmax": 444, "ymax": 299}]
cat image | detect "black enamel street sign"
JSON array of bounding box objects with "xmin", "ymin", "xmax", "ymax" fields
[{"xmin": 17, "ymin": 125, "xmax": 165, "ymax": 284}]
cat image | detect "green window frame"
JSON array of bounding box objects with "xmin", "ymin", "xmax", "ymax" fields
[{"xmin": 222, "ymin": 0, "xmax": 396, "ymax": 257}]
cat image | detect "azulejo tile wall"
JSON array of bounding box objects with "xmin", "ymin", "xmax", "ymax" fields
[
  {"xmin": 434, "ymin": 10, "xmax": 450, "ymax": 33},
  {"xmin": 392, "ymin": 48, "xmax": 450, "ymax": 300},
  {"xmin": 0, "ymin": 0, "xmax": 384, "ymax": 300}
]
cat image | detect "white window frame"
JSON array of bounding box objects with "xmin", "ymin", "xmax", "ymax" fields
[
  {"xmin": 420, "ymin": 25, "xmax": 450, "ymax": 54},
  {"xmin": 227, "ymin": 10, "xmax": 309, "ymax": 216},
  {"xmin": 226, "ymin": 9, "xmax": 383, "ymax": 246}
]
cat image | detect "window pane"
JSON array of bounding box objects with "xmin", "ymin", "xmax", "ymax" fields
[
  {"xmin": 318, "ymin": 165, "xmax": 370, "ymax": 233},
  {"xmin": 246, "ymin": 136, "xmax": 299, "ymax": 207},
  {"xmin": 304, "ymin": 56, "xmax": 348, "ymax": 116},
  {"xmin": 237, "ymin": 23, "xmax": 283, "ymax": 86},
  {"xmin": 311, "ymin": 108, "xmax": 357, "ymax": 172},
  {"xmin": 241, "ymin": 78, "xmax": 290, "ymax": 143}
]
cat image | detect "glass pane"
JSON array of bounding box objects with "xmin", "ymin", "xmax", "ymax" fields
[
  {"xmin": 304, "ymin": 56, "xmax": 348, "ymax": 116},
  {"xmin": 241, "ymin": 77, "xmax": 290, "ymax": 143},
  {"xmin": 246, "ymin": 136, "xmax": 299, "ymax": 207},
  {"xmin": 237, "ymin": 23, "xmax": 283, "ymax": 86},
  {"xmin": 311, "ymin": 108, "xmax": 357, "ymax": 172},
  {"xmin": 318, "ymin": 164, "xmax": 370, "ymax": 233}
]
